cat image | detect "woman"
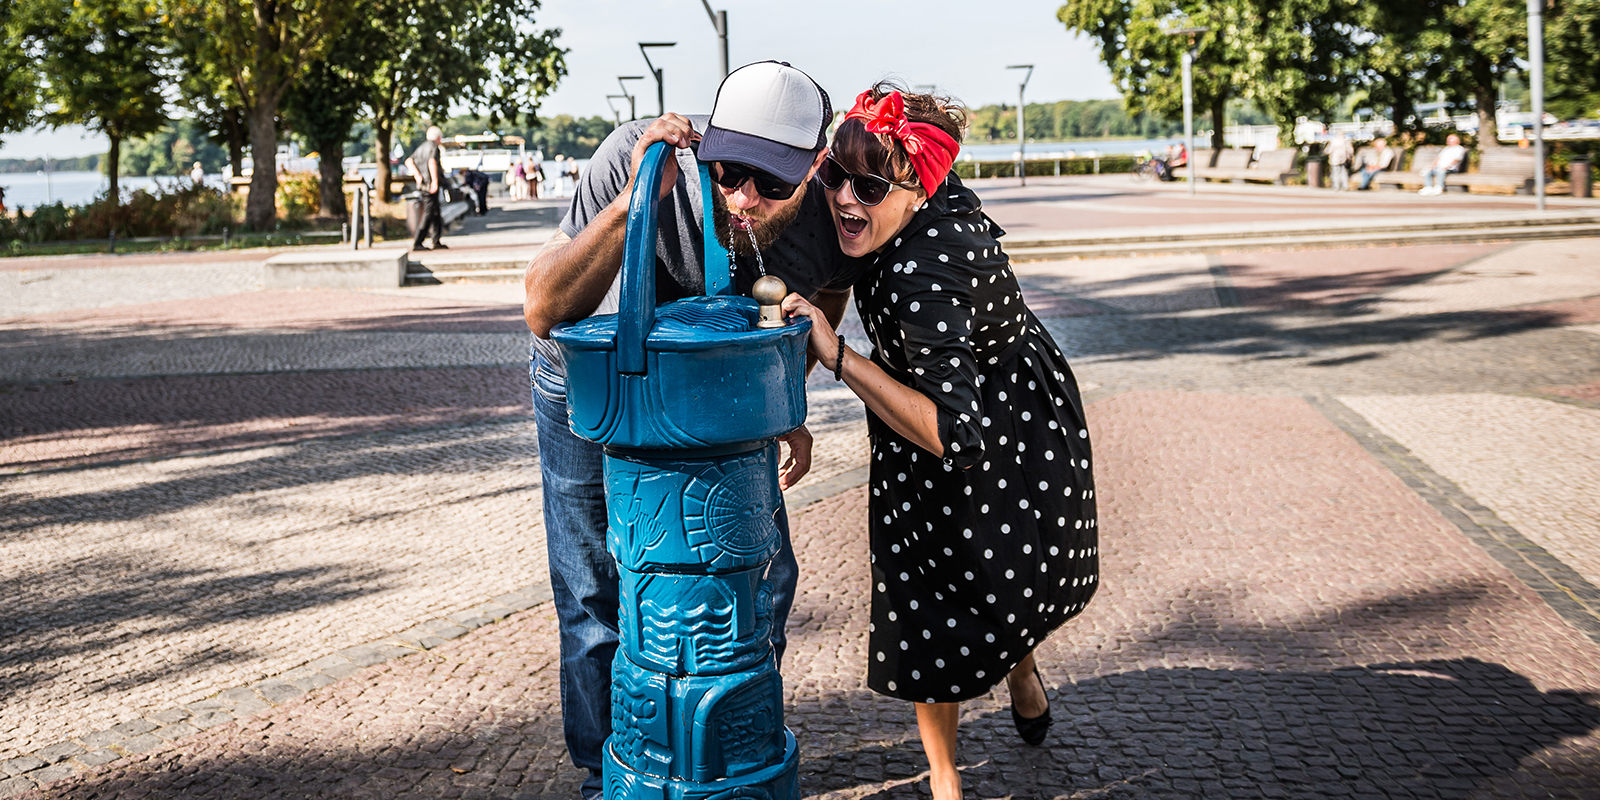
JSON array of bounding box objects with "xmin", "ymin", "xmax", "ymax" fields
[{"xmin": 782, "ymin": 85, "xmax": 1099, "ymax": 799}]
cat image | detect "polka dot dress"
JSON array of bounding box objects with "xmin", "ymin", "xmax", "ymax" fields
[{"xmin": 856, "ymin": 176, "xmax": 1098, "ymax": 704}]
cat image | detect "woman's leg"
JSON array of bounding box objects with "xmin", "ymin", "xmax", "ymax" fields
[
  {"xmin": 914, "ymin": 702, "xmax": 963, "ymax": 800},
  {"xmin": 1004, "ymin": 651, "xmax": 1049, "ymax": 719}
]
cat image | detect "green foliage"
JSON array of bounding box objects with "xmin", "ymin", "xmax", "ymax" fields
[
  {"xmin": 0, "ymin": 0, "xmax": 39, "ymax": 140},
  {"xmin": 274, "ymin": 171, "xmax": 320, "ymax": 223},
  {"xmin": 1548, "ymin": 0, "xmax": 1600, "ymax": 121},
  {"xmin": 0, "ymin": 183, "xmax": 241, "ymax": 243},
  {"xmin": 0, "ymin": 155, "xmax": 102, "ymax": 173},
  {"xmin": 951, "ymin": 156, "xmax": 1139, "ymax": 179},
  {"xmin": 965, "ymin": 100, "xmax": 1180, "ymax": 142},
  {"xmin": 13, "ymin": 0, "xmax": 171, "ymax": 195},
  {"xmin": 119, "ymin": 119, "xmax": 231, "ymax": 177}
]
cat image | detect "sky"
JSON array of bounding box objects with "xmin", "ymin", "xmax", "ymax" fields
[{"xmin": 0, "ymin": 0, "xmax": 1121, "ymax": 160}]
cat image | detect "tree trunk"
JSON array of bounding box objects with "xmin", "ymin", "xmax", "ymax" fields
[
  {"xmin": 375, "ymin": 122, "xmax": 394, "ymax": 203},
  {"xmin": 106, "ymin": 134, "xmax": 121, "ymax": 206},
  {"xmin": 1210, "ymin": 94, "xmax": 1226, "ymax": 151},
  {"xmin": 227, "ymin": 107, "xmax": 244, "ymax": 178},
  {"xmin": 245, "ymin": 98, "xmax": 279, "ymax": 231},
  {"xmin": 1389, "ymin": 75, "xmax": 1417, "ymax": 133},
  {"xmin": 1474, "ymin": 82, "xmax": 1500, "ymax": 148},
  {"xmin": 317, "ymin": 134, "xmax": 348, "ymax": 220}
]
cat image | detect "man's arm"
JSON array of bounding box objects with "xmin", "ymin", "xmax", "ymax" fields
[{"xmin": 523, "ymin": 114, "xmax": 697, "ymax": 338}]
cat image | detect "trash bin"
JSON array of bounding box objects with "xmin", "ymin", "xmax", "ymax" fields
[
  {"xmin": 1571, "ymin": 158, "xmax": 1592, "ymax": 199},
  {"xmin": 1306, "ymin": 158, "xmax": 1326, "ymax": 189},
  {"xmin": 404, "ymin": 194, "xmax": 422, "ymax": 237}
]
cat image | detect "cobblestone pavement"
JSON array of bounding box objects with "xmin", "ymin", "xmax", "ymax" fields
[{"xmin": 3, "ymin": 214, "xmax": 1599, "ymax": 796}]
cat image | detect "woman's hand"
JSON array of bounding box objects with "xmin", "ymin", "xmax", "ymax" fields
[{"xmin": 781, "ymin": 292, "xmax": 841, "ymax": 368}]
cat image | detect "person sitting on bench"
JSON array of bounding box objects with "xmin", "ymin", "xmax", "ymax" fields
[
  {"xmin": 1357, "ymin": 138, "xmax": 1395, "ymax": 190},
  {"xmin": 1418, "ymin": 135, "xmax": 1467, "ymax": 196}
]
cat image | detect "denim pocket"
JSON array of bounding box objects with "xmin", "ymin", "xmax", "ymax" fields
[{"xmin": 532, "ymin": 360, "xmax": 568, "ymax": 405}]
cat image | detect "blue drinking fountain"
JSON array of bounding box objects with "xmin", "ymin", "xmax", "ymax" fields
[{"xmin": 550, "ymin": 141, "xmax": 809, "ymax": 800}]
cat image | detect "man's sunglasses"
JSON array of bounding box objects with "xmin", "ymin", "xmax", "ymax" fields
[
  {"xmin": 708, "ymin": 161, "xmax": 798, "ymax": 201},
  {"xmin": 816, "ymin": 157, "xmax": 904, "ymax": 206}
]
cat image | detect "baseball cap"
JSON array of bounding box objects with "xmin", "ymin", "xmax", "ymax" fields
[{"xmin": 698, "ymin": 61, "xmax": 831, "ymax": 185}]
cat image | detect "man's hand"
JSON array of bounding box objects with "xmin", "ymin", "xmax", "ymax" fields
[
  {"xmin": 776, "ymin": 424, "xmax": 813, "ymax": 491},
  {"xmin": 627, "ymin": 114, "xmax": 698, "ymax": 201}
]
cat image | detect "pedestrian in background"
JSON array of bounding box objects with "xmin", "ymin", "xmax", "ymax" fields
[
  {"xmin": 1327, "ymin": 133, "xmax": 1352, "ymax": 191},
  {"xmin": 528, "ymin": 156, "xmax": 543, "ymax": 199},
  {"xmin": 552, "ymin": 155, "xmax": 567, "ymax": 197},
  {"xmin": 509, "ymin": 159, "xmax": 526, "ymax": 201},
  {"xmin": 406, "ymin": 125, "xmax": 447, "ymax": 250},
  {"xmin": 459, "ymin": 168, "xmax": 490, "ymax": 215},
  {"xmin": 190, "ymin": 161, "xmax": 206, "ymax": 187},
  {"xmin": 563, "ymin": 157, "xmax": 580, "ymax": 195}
]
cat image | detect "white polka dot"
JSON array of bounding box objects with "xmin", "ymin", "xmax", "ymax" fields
[
  {"xmin": 888, "ymin": 680, "xmax": 897, "ymax": 690},
  {"xmin": 909, "ymin": 600, "xmax": 919, "ymax": 609},
  {"xmin": 912, "ymin": 669, "xmax": 921, "ymax": 678},
  {"xmin": 1021, "ymin": 411, "xmax": 1031, "ymax": 421},
  {"xmin": 967, "ymin": 251, "xmax": 975, "ymax": 260},
  {"xmin": 984, "ymin": 549, "xmax": 993, "ymax": 559},
  {"xmin": 928, "ymin": 228, "xmax": 938, "ymax": 236},
  {"xmin": 941, "ymin": 381, "xmax": 952, "ymax": 392},
  {"xmin": 1005, "ymin": 569, "xmax": 1015, "ymax": 579},
  {"xmin": 937, "ymin": 321, "xmax": 947, "ymax": 332},
  {"xmin": 877, "ymin": 652, "xmax": 885, "ymax": 661},
  {"xmin": 963, "ymin": 529, "xmax": 973, "ymax": 538},
  {"xmin": 1079, "ymin": 429, "xmax": 1088, "ymax": 438},
  {"xmin": 888, "ymin": 611, "xmax": 897, "ymax": 621},
  {"xmin": 947, "ymin": 618, "xmax": 956, "ymax": 627},
  {"xmin": 986, "ymin": 633, "xmax": 996, "ymax": 642}
]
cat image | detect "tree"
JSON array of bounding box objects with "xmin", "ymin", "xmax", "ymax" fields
[
  {"xmin": 1546, "ymin": 0, "xmax": 1600, "ymax": 120},
  {"xmin": 1433, "ymin": 0, "xmax": 1527, "ymax": 146},
  {"xmin": 168, "ymin": 0, "xmax": 350, "ymax": 229},
  {"xmin": 0, "ymin": 0, "xmax": 39, "ymax": 143},
  {"xmin": 1059, "ymin": 1, "xmax": 1260, "ymax": 149},
  {"xmin": 283, "ymin": 12, "xmax": 380, "ymax": 221},
  {"xmin": 14, "ymin": 0, "xmax": 169, "ymax": 203},
  {"xmin": 171, "ymin": 23, "xmax": 248, "ymax": 180},
  {"xmin": 365, "ymin": 0, "xmax": 566, "ymax": 202}
]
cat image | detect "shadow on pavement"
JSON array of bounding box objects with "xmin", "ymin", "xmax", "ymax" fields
[
  {"xmin": 0, "ymin": 415, "xmax": 536, "ymax": 531},
  {"xmin": 802, "ymin": 659, "xmax": 1600, "ymax": 799},
  {"xmin": 0, "ymin": 557, "xmax": 388, "ymax": 700},
  {"xmin": 0, "ymin": 367, "xmax": 531, "ymax": 472}
]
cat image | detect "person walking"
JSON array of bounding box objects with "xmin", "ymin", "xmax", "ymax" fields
[
  {"xmin": 406, "ymin": 126, "xmax": 448, "ymax": 250},
  {"xmin": 1418, "ymin": 134, "xmax": 1468, "ymax": 195},
  {"xmin": 529, "ymin": 156, "xmax": 543, "ymax": 199},
  {"xmin": 521, "ymin": 61, "xmax": 867, "ymax": 800},
  {"xmin": 190, "ymin": 161, "xmax": 206, "ymax": 187},
  {"xmin": 1327, "ymin": 133, "xmax": 1353, "ymax": 191},
  {"xmin": 509, "ymin": 158, "xmax": 526, "ymax": 201},
  {"xmin": 783, "ymin": 84, "xmax": 1099, "ymax": 800}
]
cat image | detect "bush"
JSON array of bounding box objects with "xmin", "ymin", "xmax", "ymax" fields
[
  {"xmin": 952, "ymin": 156, "xmax": 1138, "ymax": 180},
  {"xmin": 0, "ymin": 183, "xmax": 242, "ymax": 244},
  {"xmin": 275, "ymin": 171, "xmax": 320, "ymax": 224}
]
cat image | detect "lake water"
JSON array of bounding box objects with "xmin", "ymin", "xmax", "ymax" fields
[{"xmin": 0, "ymin": 171, "xmax": 203, "ymax": 211}]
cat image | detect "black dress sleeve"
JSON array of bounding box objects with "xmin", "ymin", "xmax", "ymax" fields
[{"xmin": 883, "ymin": 230, "xmax": 988, "ymax": 469}]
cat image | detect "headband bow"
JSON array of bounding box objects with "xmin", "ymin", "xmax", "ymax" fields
[{"xmin": 843, "ymin": 90, "xmax": 960, "ymax": 192}]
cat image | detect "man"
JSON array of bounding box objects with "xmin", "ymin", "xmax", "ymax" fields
[
  {"xmin": 1327, "ymin": 132, "xmax": 1353, "ymax": 191},
  {"xmin": 1357, "ymin": 137, "xmax": 1396, "ymax": 190},
  {"xmin": 1418, "ymin": 134, "xmax": 1468, "ymax": 196},
  {"xmin": 405, "ymin": 126, "xmax": 448, "ymax": 250},
  {"xmin": 523, "ymin": 61, "xmax": 861, "ymax": 799},
  {"xmin": 459, "ymin": 167, "xmax": 490, "ymax": 215}
]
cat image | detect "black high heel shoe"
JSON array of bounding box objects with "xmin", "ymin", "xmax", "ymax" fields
[{"xmin": 1010, "ymin": 666, "xmax": 1052, "ymax": 746}]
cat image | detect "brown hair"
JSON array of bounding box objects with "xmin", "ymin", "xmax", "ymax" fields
[{"xmin": 831, "ymin": 80, "xmax": 968, "ymax": 189}]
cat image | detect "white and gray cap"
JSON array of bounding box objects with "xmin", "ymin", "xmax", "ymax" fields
[{"xmin": 698, "ymin": 61, "xmax": 831, "ymax": 185}]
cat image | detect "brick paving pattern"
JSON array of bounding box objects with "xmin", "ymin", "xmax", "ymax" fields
[
  {"xmin": 4, "ymin": 188, "xmax": 1599, "ymax": 797},
  {"xmin": 11, "ymin": 392, "xmax": 1600, "ymax": 799}
]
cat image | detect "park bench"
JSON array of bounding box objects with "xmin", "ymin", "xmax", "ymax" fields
[
  {"xmin": 1203, "ymin": 148, "xmax": 1299, "ymax": 185},
  {"xmin": 405, "ymin": 177, "xmax": 473, "ymax": 237},
  {"xmin": 1374, "ymin": 146, "xmax": 1441, "ymax": 190},
  {"xmin": 1447, "ymin": 150, "xmax": 1539, "ymax": 194},
  {"xmin": 1193, "ymin": 146, "xmax": 1260, "ymax": 182}
]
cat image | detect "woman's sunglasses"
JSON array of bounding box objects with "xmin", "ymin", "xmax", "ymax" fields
[
  {"xmin": 708, "ymin": 161, "xmax": 798, "ymax": 201},
  {"xmin": 816, "ymin": 157, "xmax": 904, "ymax": 206}
]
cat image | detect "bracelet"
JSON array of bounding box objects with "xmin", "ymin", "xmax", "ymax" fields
[{"xmin": 833, "ymin": 335, "xmax": 846, "ymax": 381}]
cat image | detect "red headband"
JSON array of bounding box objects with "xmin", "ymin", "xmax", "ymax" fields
[{"xmin": 842, "ymin": 90, "xmax": 960, "ymax": 192}]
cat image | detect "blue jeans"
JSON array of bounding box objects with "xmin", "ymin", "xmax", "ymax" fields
[
  {"xmin": 530, "ymin": 350, "xmax": 799, "ymax": 799},
  {"xmin": 1358, "ymin": 167, "xmax": 1384, "ymax": 190},
  {"xmin": 1422, "ymin": 168, "xmax": 1450, "ymax": 189}
]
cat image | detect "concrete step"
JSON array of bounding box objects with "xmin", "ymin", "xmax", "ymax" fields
[
  {"xmin": 1006, "ymin": 222, "xmax": 1600, "ymax": 261},
  {"xmin": 405, "ymin": 250, "xmax": 533, "ymax": 284},
  {"xmin": 1009, "ymin": 212, "xmax": 1600, "ymax": 249}
]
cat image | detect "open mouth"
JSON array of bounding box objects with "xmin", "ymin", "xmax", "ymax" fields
[
  {"xmin": 729, "ymin": 214, "xmax": 753, "ymax": 231},
  {"xmin": 838, "ymin": 211, "xmax": 867, "ymax": 239}
]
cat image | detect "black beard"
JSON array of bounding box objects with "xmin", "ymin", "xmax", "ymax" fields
[{"xmin": 711, "ymin": 185, "xmax": 804, "ymax": 257}]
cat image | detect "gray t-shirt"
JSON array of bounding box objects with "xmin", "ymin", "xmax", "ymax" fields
[{"xmin": 533, "ymin": 116, "xmax": 865, "ymax": 379}]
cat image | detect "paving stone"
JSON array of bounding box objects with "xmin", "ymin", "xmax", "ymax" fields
[
  {"xmin": 153, "ymin": 722, "xmax": 199, "ymax": 741},
  {"xmin": 0, "ymin": 757, "xmax": 43, "ymax": 777},
  {"xmin": 186, "ymin": 711, "xmax": 232, "ymax": 731},
  {"xmin": 74, "ymin": 731, "xmax": 122, "ymax": 750},
  {"xmin": 33, "ymin": 742, "xmax": 83, "ymax": 764},
  {"xmin": 0, "ymin": 777, "xmax": 36, "ymax": 798},
  {"xmin": 116, "ymin": 734, "xmax": 164, "ymax": 754},
  {"xmin": 254, "ymin": 680, "xmax": 302, "ymax": 704},
  {"xmin": 28, "ymin": 762, "xmax": 80, "ymax": 782},
  {"xmin": 74, "ymin": 749, "xmax": 121, "ymax": 767}
]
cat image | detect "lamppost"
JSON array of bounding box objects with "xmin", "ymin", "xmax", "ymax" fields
[
  {"xmin": 1167, "ymin": 26, "xmax": 1208, "ymax": 196},
  {"xmin": 1007, "ymin": 64, "xmax": 1034, "ymax": 186},
  {"xmin": 606, "ymin": 94, "xmax": 631, "ymax": 126},
  {"xmin": 639, "ymin": 42, "xmax": 677, "ymax": 118},
  {"xmin": 619, "ymin": 76, "xmax": 644, "ymax": 121},
  {"xmin": 1527, "ymin": 0, "xmax": 1547, "ymax": 212},
  {"xmin": 698, "ymin": 0, "xmax": 729, "ymax": 79}
]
